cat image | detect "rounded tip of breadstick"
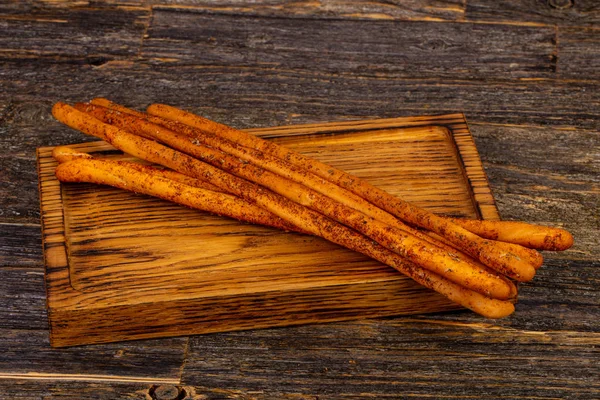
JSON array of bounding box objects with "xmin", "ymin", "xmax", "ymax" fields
[
  {"xmin": 146, "ymin": 104, "xmax": 160, "ymax": 113},
  {"xmin": 51, "ymin": 102, "xmax": 69, "ymax": 119},
  {"xmin": 466, "ymin": 296, "xmax": 515, "ymax": 319},
  {"xmin": 482, "ymin": 301, "xmax": 515, "ymax": 319},
  {"xmin": 52, "ymin": 146, "xmax": 92, "ymax": 163},
  {"xmin": 90, "ymin": 98, "xmax": 112, "ymax": 107},
  {"xmin": 514, "ymin": 264, "xmax": 536, "ymax": 282},
  {"xmin": 552, "ymin": 229, "xmax": 574, "ymax": 251}
]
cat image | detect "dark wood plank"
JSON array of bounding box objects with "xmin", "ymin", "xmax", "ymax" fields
[
  {"xmin": 0, "ymin": 224, "xmax": 42, "ymax": 268},
  {"xmin": 0, "ymin": 381, "xmax": 234, "ymax": 400},
  {"xmin": 0, "ymin": 265, "xmax": 187, "ymax": 383},
  {"xmin": 0, "ymin": 99, "xmax": 94, "ymax": 225},
  {"xmin": 0, "ymin": 327, "xmax": 186, "ymax": 383},
  {"xmin": 0, "ymin": 380, "xmax": 185, "ymax": 400},
  {"xmin": 0, "ymin": 266, "xmax": 47, "ymax": 330},
  {"xmin": 0, "ymin": 100, "xmax": 93, "ymax": 155},
  {"xmin": 558, "ymin": 27, "xmax": 600, "ymax": 79},
  {"xmin": 466, "ymin": 0, "xmax": 600, "ymax": 27},
  {"xmin": 0, "ymin": 0, "xmax": 148, "ymax": 14},
  {"xmin": 0, "ymin": 1, "xmax": 150, "ymax": 64},
  {"xmin": 2, "ymin": 63, "xmax": 599, "ymax": 131},
  {"xmin": 0, "ymin": 156, "xmax": 41, "ymax": 225},
  {"xmin": 152, "ymin": 0, "xmax": 467, "ymax": 21},
  {"xmin": 143, "ymin": 10, "xmax": 556, "ymax": 79},
  {"xmin": 181, "ymin": 317, "xmax": 600, "ymax": 399}
]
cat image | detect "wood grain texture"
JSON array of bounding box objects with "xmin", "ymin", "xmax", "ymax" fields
[
  {"xmin": 466, "ymin": 0, "xmax": 600, "ymax": 27},
  {"xmin": 0, "ymin": 380, "xmax": 211, "ymax": 400},
  {"xmin": 182, "ymin": 318, "xmax": 600, "ymax": 399},
  {"xmin": 152, "ymin": 0, "xmax": 467, "ymax": 21},
  {"xmin": 0, "ymin": 266, "xmax": 189, "ymax": 383},
  {"xmin": 0, "ymin": 267, "xmax": 47, "ymax": 330},
  {"xmin": 38, "ymin": 115, "xmax": 499, "ymax": 347},
  {"xmin": 1, "ymin": 0, "xmax": 599, "ymax": 397},
  {"xmin": 0, "ymin": 328, "xmax": 187, "ymax": 383},
  {"xmin": 0, "ymin": 1, "xmax": 149, "ymax": 64},
  {"xmin": 558, "ymin": 27, "xmax": 600, "ymax": 79},
  {"xmin": 4, "ymin": 63, "xmax": 599, "ymax": 131},
  {"xmin": 143, "ymin": 9, "xmax": 556, "ymax": 79}
]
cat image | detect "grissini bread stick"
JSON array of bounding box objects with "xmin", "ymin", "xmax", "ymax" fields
[
  {"xmin": 52, "ymin": 145, "xmax": 249, "ymax": 200},
  {"xmin": 95, "ymin": 99, "xmax": 569, "ymax": 253},
  {"xmin": 72, "ymin": 103, "xmax": 515, "ymax": 297},
  {"xmin": 450, "ymin": 219, "xmax": 573, "ymax": 252},
  {"xmin": 53, "ymin": 155, "xmax": 516, "ymax": 318},
  {"xmin": 94, "ymin": 99, "xmax": 567, "ymax": 254},
  {"xmin": 53, "ymin": 102, "xmax": 514, "ymax": 299},
  {"xmin": 145, "ymin": 103, "xmax": 545, "ymax": 279},
  {"xmin": 55, "ymin": 155, "xmax": 301, "ymax": 232},
  {"xmin": 83, "ymin": 101, "xmax": 536, "ymax": 283},
  {"xmin": 85, "ymin": 101, "xmax": 541, "ymax": 271}
]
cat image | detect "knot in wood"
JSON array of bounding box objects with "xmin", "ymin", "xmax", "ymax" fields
[
  {"xmin": 547, "ymin": 0, "xmax": 574, "ymax": 9},
  {"xmin": 150, "ymin": 384, "xmax": 185, "ymax": 400}
]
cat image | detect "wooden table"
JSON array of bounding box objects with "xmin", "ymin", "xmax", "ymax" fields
[{"xmin": 1, "ymin": 1, "xmax": 598, "ymax": 398}]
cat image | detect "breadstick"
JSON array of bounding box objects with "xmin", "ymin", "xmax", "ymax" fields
[
  {"xmin": 144, "ymin": 103, "xmax": 546, "ymax": 278},
  {"xmin": 53, "ymin": 155, "xmax": 515, "ymax": 319},
  {"xmin": 90, "ymin": 98, "xmax": 566, "ymax": 255},
  {"xmin": 53, "ymin": 102, "xmax": 516, "ymax": 299},
  {"xmin": 451, "ymin": 219, "xmax": 573, "ymax": 251},
  {"xmin": 71, "ymin": 102, "xmax": 516, "ymax": 296},
  {"xmin": 84, "ymin": 101, "xmax": 538, "ymax": 282},
  {"xmin": 56, "ymin": 156, "xmax": 302, "ymax": 232}
]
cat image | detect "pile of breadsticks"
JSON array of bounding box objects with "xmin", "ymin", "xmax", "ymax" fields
[{"xmin": 51, "ymin": 99, "xmax": 573, "ymax": 319}]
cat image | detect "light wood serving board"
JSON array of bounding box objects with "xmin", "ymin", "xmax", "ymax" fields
[{"xmin": 37, "ymin": 113, "xmax": 499, "ymax": 347}]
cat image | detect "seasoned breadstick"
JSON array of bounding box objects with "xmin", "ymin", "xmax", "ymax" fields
[
  {"xmin": 53, "ymin": 102, "xmax": 516, "ymax": 299},
  {"xmin": 95, "ymin": 99, "xmax": 562, "ymax": 254},
  {"xmin": 144, "ymin": 103, "xmax": 547, "ymax": 280},
  {"xmin": 451, "ymin": 219, "xmax": 573, "ymax": 251},
  {"xmin": 84, "ymin": 101, "xmax": 536, "ymax": 282},
  {"xmin": 92, "ymin": 98, "xmax": 555, "ymax": 261},
  {"xmin": 72, "ymin": 103, "xmax": 516, "ymax": 296},
  {"xmin": 52, "ymin": 145, "xmax": 93, "ymax": 163},
  {"xmin": 53, "ymin": 155, "xmax": 515, "ymax": 319}
]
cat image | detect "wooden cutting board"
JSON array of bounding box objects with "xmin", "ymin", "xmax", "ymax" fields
[{"xmin": 37, "ymin": 113, "xmax": 499, "ymax": 347}]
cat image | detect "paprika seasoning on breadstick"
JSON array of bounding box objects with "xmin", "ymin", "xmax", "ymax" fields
[
  {"xmin": 79, "ymin": 103, "xmax": 518, "ymax": 294},
  {"xmin": 450, "ymin": 219, "xmax": 573, "ymax": 251},
  {"xmin": 72, "ymin": 102, "xmax": 516, "ymax": 296},
  {"xmin": 93, "ymin": 100, "xmax": 568, "ymax": 253},
  {"xmin": 91, "ymin": 97, "xmax": 570, "ymax": 255},
  {"xmin": 144, "ymin": 103, "xmax": 545, "ymax": 279},
  {"xmin": 85, "ymin": 101, "xmax": 540, "ymax": 281},
  {"xmin": 53, "ymin": 154, "xmax": 516, "ymax": 319},
  {"xmin": 55, "ymin": 155, "xmax": 300, "ymax": 232},
  {"xmin": 53, "ymin": 102, "xmax": 514, "ymax": 299}
]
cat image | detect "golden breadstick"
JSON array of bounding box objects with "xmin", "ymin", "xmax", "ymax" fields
[
  {"xmin": 54, "ymin": 155, "xmax": 515, "ymax": 319},
  {"xmin": 84, "ymin": 100, "xmax": 534, "ymax": 283},
  {"xmin": 451, "ymin": 219, "xmax": 573, "ymax": 251},
  {"xmin": 72, "ymin": 102, "xmax": 516, "ymax": 297},
  {"xmin": 145, "ymin": 103, "xmax": 547, "ymax": 280}
]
